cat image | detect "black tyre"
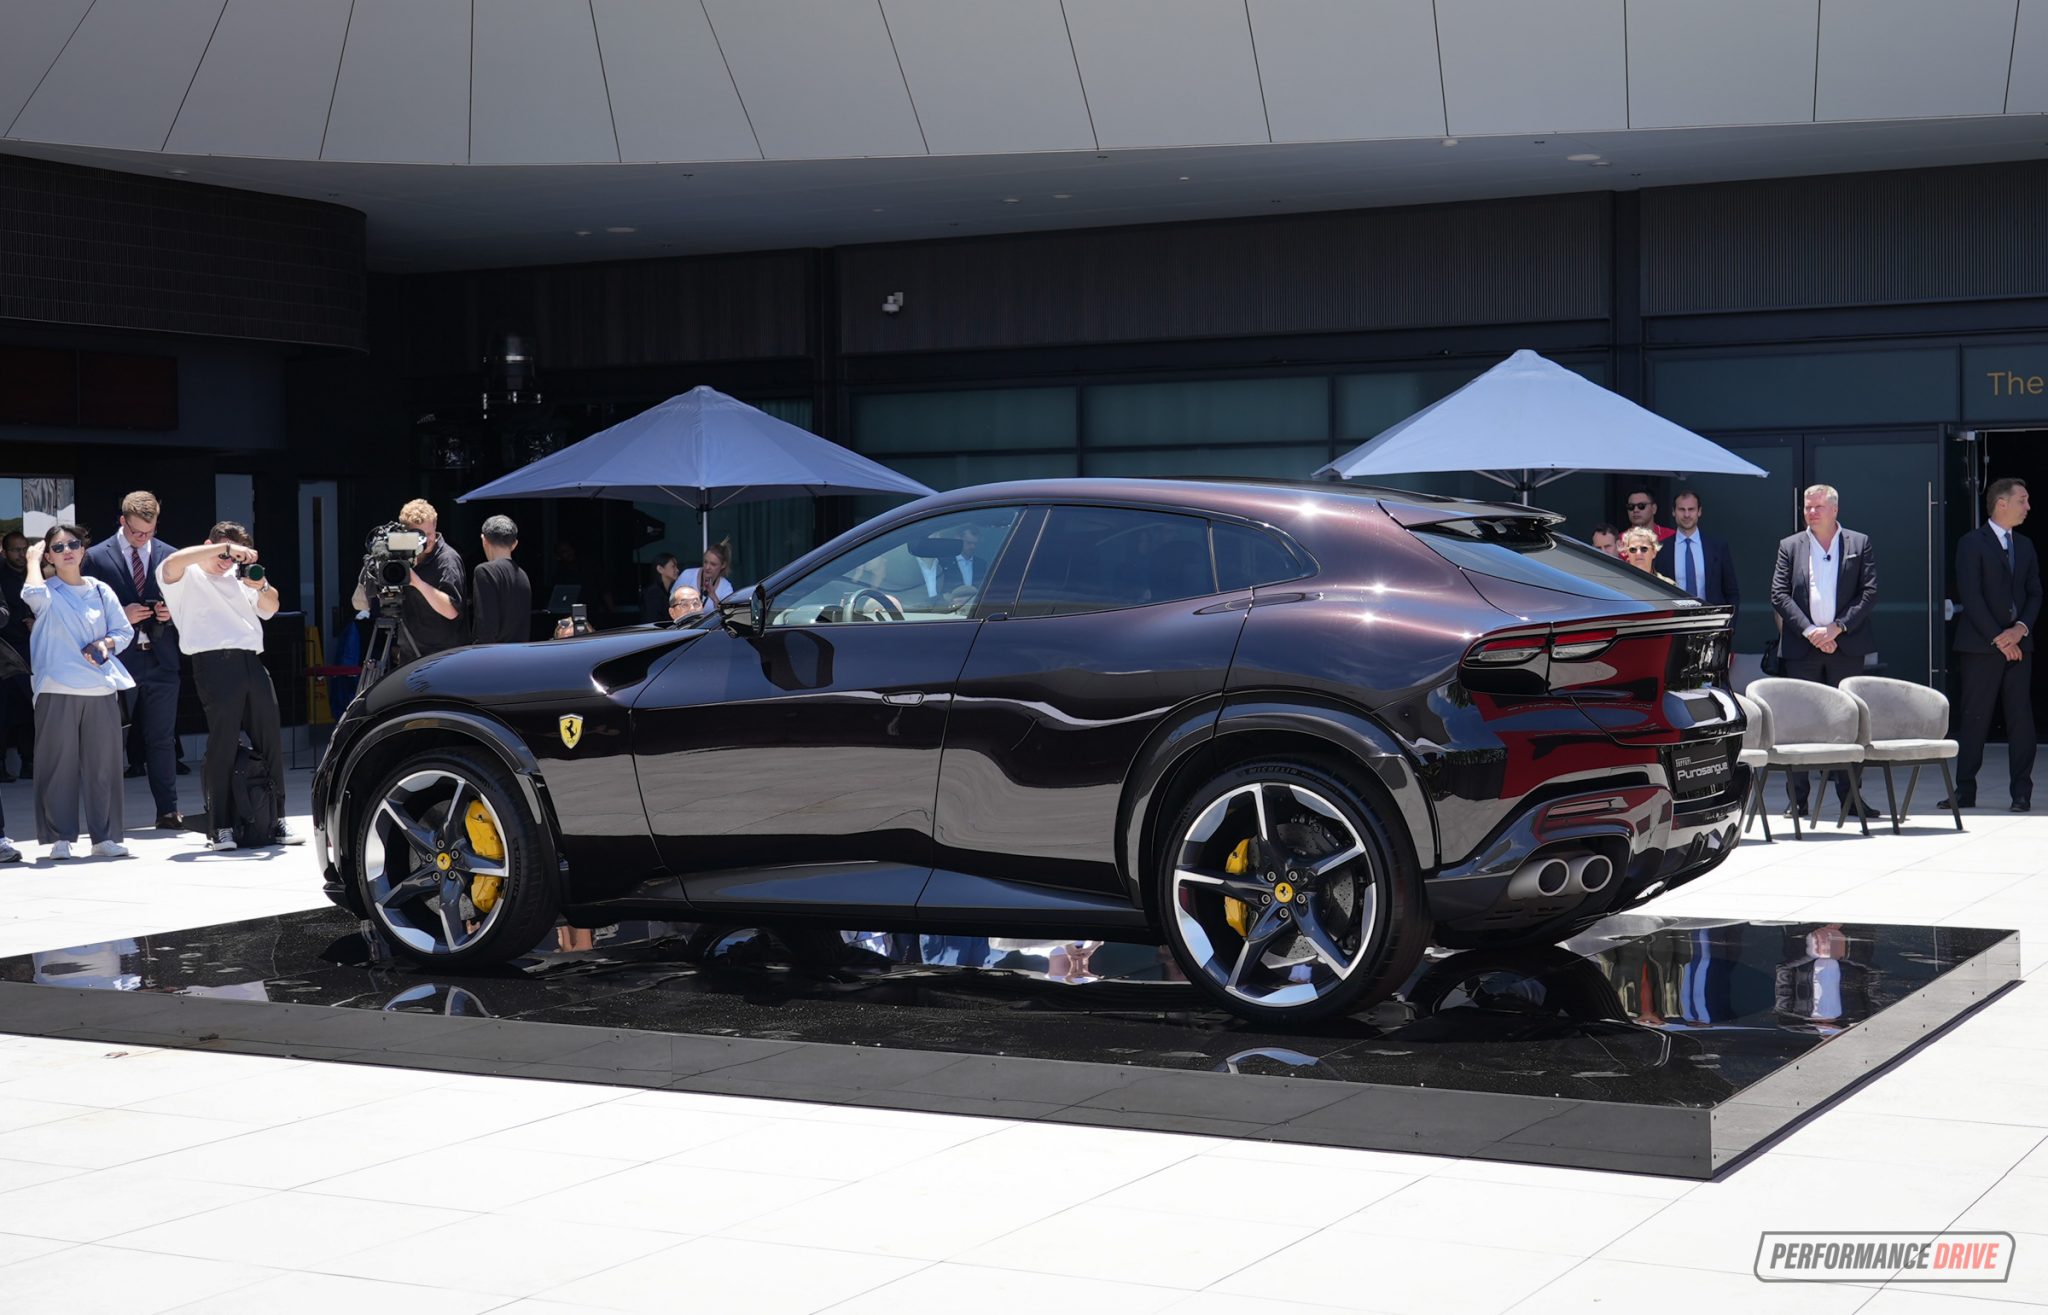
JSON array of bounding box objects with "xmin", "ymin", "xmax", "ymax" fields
[
  {"xmin": 354, "ymin": 749, "xmax": 557, "ymax": 968},
  {"xmin": 1158, "ymin": 759, "xmax": 1429, "ymax": 1025}
]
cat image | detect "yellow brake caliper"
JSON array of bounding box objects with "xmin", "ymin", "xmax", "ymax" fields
[
  {"xmin": 1224, "ymin": 837, "xmax": 1253, "ymax": 936},
  {"xmin": 464, "ymin": 801, "xmax": 504, "ymax": 913}
]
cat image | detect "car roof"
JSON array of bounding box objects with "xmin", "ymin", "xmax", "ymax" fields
[{"xmin": 906, "ymin": 477, "xmax": 1552, "ymax": 527}]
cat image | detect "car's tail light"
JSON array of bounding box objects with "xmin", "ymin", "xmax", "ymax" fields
[
  {"xmin": 1467, "ymin": 636, "xmax": 1547, "ymax": 665},
  {"xmin": 1548, "ymin": 628, "xmax": 1616, "ymax": 661}
]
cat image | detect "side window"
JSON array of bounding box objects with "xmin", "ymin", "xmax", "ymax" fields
[
  {"xmin": 766, "ymin": 507, "xmax": 1023, "ymax": 626},
  {"xmin": 1013, "ymin": 506, "xmax": 1215, "ymax": 618},
  {"xmin": 1213, "ymin": 521, "xmax": 1304, "ymax": 592}
]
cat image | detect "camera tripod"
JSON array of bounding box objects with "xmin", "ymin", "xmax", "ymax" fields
[{"xmin": 356, "ymin": 589, "xmax": 408, "ymax": 697}]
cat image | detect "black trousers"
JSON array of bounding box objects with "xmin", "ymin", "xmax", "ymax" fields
[
  {"xmin": 1781, "ymin": 649, "xmax": 1867, "ymax": 806},
  {"xmin": 1955, "ymin": 648, "xmax": 2035, "ymax": 801},
  {"xmin": 191, "ymin": 649, "xmax": 283, "ymax": 833},
  {"xmin": 123, "ymin": 667, "xmax": 180, "ymax": 816}
]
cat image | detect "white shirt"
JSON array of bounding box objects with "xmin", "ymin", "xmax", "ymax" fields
[
  {"xmin": 1805, "ymin": 529, "xmax": 1840, "ymax": 629},
  {"xmin": 679, "ymin": 568, "xmax": 733, "ymax": 602},
  {"xmin": 158, "ymin": 561, "xmax": 264, "ymax": 654},
  {"xmin": 917, "ymin": 554, "xmax": 976, "ymax": 598},
  {"xmin": 1993, "ymin": 524, "xmax": 2013, "ymax": 557}
]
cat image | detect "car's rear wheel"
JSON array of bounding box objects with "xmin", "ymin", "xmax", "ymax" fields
[
  {"xmin": 1159, "ymin": 759, "xmax": 1427, "ymax": 1025},
  {"xmin": 354, "ymin": 749, "xmax": 556, "ymax": 967}
]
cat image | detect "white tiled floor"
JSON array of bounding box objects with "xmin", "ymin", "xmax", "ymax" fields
[{"xmin": 0, "ymin": 765, "xmax": 2045, "ymax": 1313}]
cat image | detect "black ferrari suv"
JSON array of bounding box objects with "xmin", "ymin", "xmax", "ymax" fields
[{"xmin": 313, "ymin": 479, "xmax": 1747, "ymax": 1023}]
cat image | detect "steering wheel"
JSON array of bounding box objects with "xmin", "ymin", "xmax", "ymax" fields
[{"xmin": 848, "ymin": 587, "xmax": 904, "ymax": 621}]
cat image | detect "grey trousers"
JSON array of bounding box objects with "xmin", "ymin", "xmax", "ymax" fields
[{"xmin": 34, "ymin": 692, "xmax": 124, "ymax": 844}]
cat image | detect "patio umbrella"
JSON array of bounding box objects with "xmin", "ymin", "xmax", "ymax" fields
[
  {"xmin": 1315, "ymin": 349, "xmax": 1767, "ymax": 502},
  {"xmin": 457, "ymin": 385, "xmax": 934, "ymax": 547}
]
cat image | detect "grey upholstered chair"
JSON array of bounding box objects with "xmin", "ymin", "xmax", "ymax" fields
[
  {"xmin": 1732, "ymin": 691, "xmax": 1774, "ymax": 841},
  {"xmin": 1746, "ymin": 677, "xmax": 1872, "ymax": 839},
  {"xmin": 1841, "ymin": 675, "xmax": 1963, "ymax": 833}
]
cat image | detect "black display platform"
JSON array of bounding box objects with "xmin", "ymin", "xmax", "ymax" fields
[{"xmin": 0, "ymin": 910, "xmax": 2019, "ymax": 1179}]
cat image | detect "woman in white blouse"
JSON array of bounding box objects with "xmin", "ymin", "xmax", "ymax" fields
[{"xmin": 680, "ymin": 539, "xmax": 735, "ymax": 603}]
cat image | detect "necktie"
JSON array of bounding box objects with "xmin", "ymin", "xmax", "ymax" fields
[
  {"xmin": 1683, "ymin": 538, "xmax": 1698, "ymax": 597},
  {"xmin": 131, "ymin": 545, "xmax": 147, "ymax": 597}
]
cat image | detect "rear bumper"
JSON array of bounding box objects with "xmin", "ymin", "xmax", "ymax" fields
[{"xmin": 1424, "ymin": 765, "xmax": 1749, "ymax": 943}]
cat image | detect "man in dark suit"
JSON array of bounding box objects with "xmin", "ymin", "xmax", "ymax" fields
[
  {"xmin": 1948, "ymin": 477, "xmax": 2040, "ymax": 811},
  {"xmin": 911, "ymin": 527, "xmax": 986, "ymax": 608},
  {"xmin": 1770, "ymin": 483, "xmax": 1878, "ymax": 817},
  {"xmin": 1655, "ymin": 488, "xmax": 1739, "ymax": 608},
  {"xmin": 81, "ymin": 490, "xmax": 183, "ymax": 828}
]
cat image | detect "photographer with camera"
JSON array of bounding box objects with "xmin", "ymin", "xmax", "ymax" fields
[
  {"xmin": 81, "ymin": 491, "xmax": 182, "ymax": 829},
  {"xmin": 159, "ymin": 522, "xmax": 300, "ymax": 852},
  {"xmin": 351, "ymin": 499, "xmax": 467, "ymax": 666}
]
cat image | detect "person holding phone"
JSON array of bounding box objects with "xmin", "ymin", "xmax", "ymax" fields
[{"xmin": 19, "ymin": 524, "xmax": 134, "ymax": 860}]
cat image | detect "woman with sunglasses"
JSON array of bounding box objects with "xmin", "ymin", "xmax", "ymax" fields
[
  {"xmin": 19, "ymin": 525, "xmax": 134, "ymax": 860},
  {"xmin": 1619, "ymin": 526, "xmax": 1678, "ymax": 585}
]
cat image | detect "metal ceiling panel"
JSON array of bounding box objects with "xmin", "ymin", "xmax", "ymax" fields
[
  {"xmin": 593, "ymin": 0, "xmax": 759, "ymax": 162},
  {"xmin": 0, "ymin": 0, "xmax": 94, "ymax": 136},
  {"xmin": 1063, "ymin": 0, "xmax": 1270, "ymax": 149},
  {"xmin": 165, "ymin": 0, "xmax": 352, "ymax": 159},
  {"xmin": 323, "ymin": 0, "xmax": 471, "ymax": 163},
  {"xmin": 1436, "ymin": 0, "xmax": 1627, "ymax": 135},
  {"xmin": 882, "ymin": 0, "xmax": 1095, "ymax": 155},
  {"xmin": 1248, "ymin": 0, "xmax": 1446, "ymax": 142},
  {"xmin": 2002, "ymin": 0, "xmax": 2048, "ymax": 112},
  {"xmin": 472, "ymin": 0, "xmax": 619, "ymax": 164},
  {"xmin": 10, "ymin": 0, "xmax": 226, "ymax": 151},
  {"xmin": 1627, "ymin": 0, "xmax": 1818, "ymax": 129},
  {"xmin": 701, "ymin": 0, "xmax": 926, "ymax": 160},
  {"xmin": 1816, "ymin": 0, "xmax": 2018, "ymax": 120}
]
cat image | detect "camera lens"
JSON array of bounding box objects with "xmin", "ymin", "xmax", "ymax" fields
[{"xmin": 242, "ymin": 562, "xmax": 266, "ymax": 583}]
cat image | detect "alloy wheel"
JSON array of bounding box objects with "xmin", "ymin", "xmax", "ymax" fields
[
  {"xmin": 363, "ymin": 767, "xmax": 513, "ymax": 957},
  {"xmin": 1170, "ymin": 780, "xmax": 1378, "ymax": 1010}
]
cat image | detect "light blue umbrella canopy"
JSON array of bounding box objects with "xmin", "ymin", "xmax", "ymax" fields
[
  {"xmin": 1315, "ymin": 349, "xmax": 1767, "ymax": 502},
  {"xmin": 458, "ymin": 385, "xmax": 934, "ymax": 545}
]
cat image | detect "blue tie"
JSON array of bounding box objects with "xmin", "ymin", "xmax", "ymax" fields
[{"xmin": 1683, "ymin": 538, "xmax": 1699, "ymax": 597}]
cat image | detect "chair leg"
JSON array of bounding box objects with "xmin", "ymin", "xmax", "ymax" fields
[
  {"xmin": 1789, "ymin": 770, "xmax": 1803, "ymax": 840},
  {"xmin": 1903, "ymin": 764, "xmax": 1921, "ymax": 819},
  {"xmin": 1881, "ymin": 764, "xmax": 1900, "ymax": 835},
  {"xmin": 1853, "ymin": 771, "xmax": 1872, "ymax": 836},
  {"xmin": 1836, "ymin": 776, "xmax": 1850, "ymax": 829},
  {"xmin": 1939, "ymin": 760, "xmax": 1964, "ymax": 831},
  {"xmin": 1757, "ymin": 770, "xmax": 1772, "ymax": 842}
]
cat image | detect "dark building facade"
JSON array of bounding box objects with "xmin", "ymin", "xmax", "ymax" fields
[{"xmin": 4, "ymin": 152, "xmax": 2048, "ymax": 718}]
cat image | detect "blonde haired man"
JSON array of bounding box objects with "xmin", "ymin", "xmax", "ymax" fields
[{"xmin": 352, "ymin": 498, "xmax": 469, "ymax": 664}]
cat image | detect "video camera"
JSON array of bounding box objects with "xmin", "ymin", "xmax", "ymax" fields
[{"xmin": 361, "ymin": 522, "xmax": 425, "ymax": 598}]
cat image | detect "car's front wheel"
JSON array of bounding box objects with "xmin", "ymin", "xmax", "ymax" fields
[
  {"xmin": 1159, "ymin": 760, "xmax": 1427, "ymax": 1025},
  {"xmin": 354, "ymin": 749, "xmax": 556, "ymax": 967}
]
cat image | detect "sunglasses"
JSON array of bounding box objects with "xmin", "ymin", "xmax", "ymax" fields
[
  {"xmin": 1626, "ymin": 502, "xmax": 1651, "ymax": 511},
  {"xmin": 49, "ymin": 539, "xmax": 85, "ymax": 553},
  {"xmin": 1625, "ymin": 546, "xmax": 1655, "ymax": 555}
]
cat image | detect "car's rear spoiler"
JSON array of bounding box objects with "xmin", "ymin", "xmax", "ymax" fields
[{"xmin": 1374, "ymin": 498, "xmax": 1566, "ymax": 529}]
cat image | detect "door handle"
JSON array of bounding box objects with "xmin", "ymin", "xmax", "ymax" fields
[{"xmin": 882, "ymin": 691, "xmax": 926, "ymax": 707}]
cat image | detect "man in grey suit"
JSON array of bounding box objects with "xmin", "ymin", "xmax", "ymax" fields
[{"xmin": 1770, "ymin": 483, "xmax": 1878, "ymax": 818}]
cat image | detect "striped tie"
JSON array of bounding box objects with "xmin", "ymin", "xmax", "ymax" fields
[{"xmin": 131, "ymin": 545, "xmax": 147, "ymax": 597}]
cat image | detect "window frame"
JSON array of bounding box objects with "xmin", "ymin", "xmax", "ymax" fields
[{"xmin": 759, "ymin": 504, "xmax": 1032, "ymax": 630}]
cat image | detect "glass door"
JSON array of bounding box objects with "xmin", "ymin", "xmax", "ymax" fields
[{"xmin": 1811, "ymin": 432, "xmax": 1941, "ymax": 689}]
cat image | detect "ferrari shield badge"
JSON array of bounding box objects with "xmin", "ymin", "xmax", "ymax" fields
[{"xmin": 558, "ymin": 715, "xmax": 583, "ymax": 749}]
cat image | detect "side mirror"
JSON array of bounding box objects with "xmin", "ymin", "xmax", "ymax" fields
[{"xmin": 722, "ymin": 587, "xmax": 766, "ymax": 637}]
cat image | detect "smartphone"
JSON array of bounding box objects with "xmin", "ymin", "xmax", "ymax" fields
[{"xmin": 570, "ymin": 603, "xmax": 590, "ymax": 636}]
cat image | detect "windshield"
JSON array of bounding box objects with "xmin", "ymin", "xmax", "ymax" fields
[{"xmin": 1412, "ymin": 518, "xmax": 1693, "ymax": 602}]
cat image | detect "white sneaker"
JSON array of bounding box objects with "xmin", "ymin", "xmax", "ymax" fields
[
  {"xmin": 48, "ymin": 840, "xmax": 74, "ymax": 861},
  {"xmin": 90, "ymin": 841, "xmax": 129, "ymax": 858},
  {"xmin": 271, "ymin": 820, "xmax": 305, "ymax": 847},
  {"xmin": 206, "ymin": 829, "xmax": 238, "ymax": 852},
  {"xmin": 0, "ymin": 837, "xmax": 20, "ymax": 863}
]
